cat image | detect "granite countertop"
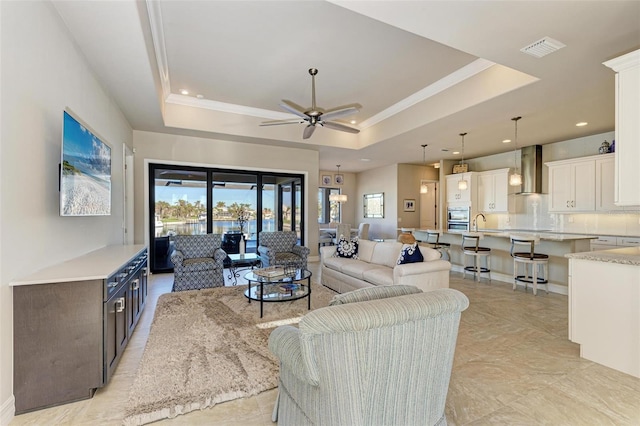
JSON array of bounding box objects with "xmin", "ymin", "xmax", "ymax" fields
[
  {"xmin": 437, "ymin": 229, "xmax": 598, "ymax": 241},
  {"xmin": 565, "ymin": 246, "xmax": 640, "ymax": 266}
]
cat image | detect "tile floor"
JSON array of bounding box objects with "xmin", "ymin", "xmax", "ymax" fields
[{"xmin": 9, "ymin": 263, "xmax": 640, "ymax": 425}]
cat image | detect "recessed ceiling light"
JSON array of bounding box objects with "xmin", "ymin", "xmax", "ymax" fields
[
  {"xmin": 433, "ymin": 163, "xmax": 440, "ymax": 169},
  {"xmin": 180, "ymin": 89, "xmax": 189, "ymax": 95},
  {"xmin": 196, "ymin": 94, "xmax": 204, "ymax": 99},
  {"xmin": 360, "ymin": 158, "xmax": 371, "ymax": 162},
  {"xmin": 576, "ymin": 122, "xmax": 588, "ymax": 127},
  {"xmin": 453, "ymin": 151, "xmax": 460, "ymax": 155},
  {"xmin": 350, "ymin": 120, "xmax": 357, "ymax": 125},
  {"xmin": 503, "ymin": 139, "xmax": 511, "ymax": 143}
]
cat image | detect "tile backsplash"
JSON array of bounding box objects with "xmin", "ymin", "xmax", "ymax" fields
[{"xmin": 481, "ymin": 194, "xmax": 640, "ymax": 236}]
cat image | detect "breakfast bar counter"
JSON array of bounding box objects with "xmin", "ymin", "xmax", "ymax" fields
[
  {"xmin": 566, "ymin": 247, "xmax": 640, "ymax": 378},
  {"xmin": 414, "ymin": 229, "xmax": 596, "ymax": 294}
]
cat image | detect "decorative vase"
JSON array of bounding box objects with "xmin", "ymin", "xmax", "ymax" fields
[
  {"xmin": 599, "ymin": 140, "xmax": 611, "ymax": 154},
  {"xmin": 239, "ymin": 234, "xmax": 246, "ymax": 255}
]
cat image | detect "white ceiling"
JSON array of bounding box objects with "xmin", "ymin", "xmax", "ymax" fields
[{"xmin": 52, "ymin": 0, "xmax": 640, "ymax": 172}]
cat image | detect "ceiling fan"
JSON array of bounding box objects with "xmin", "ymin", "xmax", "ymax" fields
[{"xmin": 260, "ymin": 68, "xmax": 361, "ymax": 139}]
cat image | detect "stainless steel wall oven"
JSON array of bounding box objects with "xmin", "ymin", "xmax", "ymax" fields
[{"xmin": 447, "ymin": 206, "xmax": 470, "ymax": 231}]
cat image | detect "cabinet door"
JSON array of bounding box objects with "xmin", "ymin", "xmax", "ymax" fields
[
  {"xmin": 596, "ymin": 156, "xmax": 623, "ymax": 211},
  {"xmin": 127, "ymin": 274, "xmax": 141, "ymax": 335},
  {"xmin": 458, "ymin": 173, "xmax": 473, "ymax": 202},
  {"xmin": 477, "ymin": 173, "xmax": 494, "ymax": 212},
  {"xmin": 549, "ymin": 164, "xmax": 573, "ymax": 212},
  {"xmin": 572, "ymin": 161, "xmax": 596, "ymax": 211},
  {"xmin": 492, "ymin": 171, "xmax": 510, "ymax": 212},
  {"xmin": 446, "ymin": 175, "xmax": 460, "ymax": 202},
  {"xmin": 105, "ymin": 285, "xmax": 128, "ymax": 383}
]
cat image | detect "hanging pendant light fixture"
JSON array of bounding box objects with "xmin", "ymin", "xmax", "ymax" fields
[
  {"xmin": 458, "ymin": 133, "xmax": 468, "ymax": 190},
  {"xmin": 420, "ymin": 144, "xmax": 428, "ymax": 194},
  {"xmin": 509, "ymin": 116, "xmax": 523, "ymax": 186},
  {"xmin": 329, "ymin": 165, "xmax": 348, "ymax": 203}
]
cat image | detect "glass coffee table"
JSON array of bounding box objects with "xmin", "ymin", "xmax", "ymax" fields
[{"xmin": 244, "ymin": 269, "xmax": 312, "ymax": 318}]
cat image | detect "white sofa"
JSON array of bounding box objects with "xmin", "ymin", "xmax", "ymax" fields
[{"xmin": 320, "ymin": 239, "xmax": 451, "ymax": 294}]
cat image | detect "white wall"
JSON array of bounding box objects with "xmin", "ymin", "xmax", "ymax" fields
[
  {"xmin": 132, "ymin": 131, "xmax": 320, "ymax": 255},
  {"xmin": 356, "ymin": 164, "xmax": 399, "ymax": 239},
  {"xmin": 0, "ymin": 2, "xmax": 132, "ymax": 423}
]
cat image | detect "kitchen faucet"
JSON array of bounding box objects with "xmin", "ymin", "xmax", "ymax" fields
[{"xmin": 472, "ymin": 213, "xmax": 486, "ymax": 232}]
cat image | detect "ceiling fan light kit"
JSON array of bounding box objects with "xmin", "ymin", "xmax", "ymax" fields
[{"xmin": 260, "ymin": 68, "xmax": 361, "ymax": 139}]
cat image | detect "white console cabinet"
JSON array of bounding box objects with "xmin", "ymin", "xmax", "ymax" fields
[{"xmin": 604, "ymin": 49, "xmax": 640, "ymax": 207}]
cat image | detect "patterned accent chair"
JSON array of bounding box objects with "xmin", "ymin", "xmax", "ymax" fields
[
  {"xmin": 268, "ymin": 286, "xmax": 469, "ymax": 426},
  {"xmin": 258, "ymin": 231, "xmax": 310, "ymax": 270},
  {"xmin": 170, "ymin": 234, "xmax": 227, "ymax": 291}
]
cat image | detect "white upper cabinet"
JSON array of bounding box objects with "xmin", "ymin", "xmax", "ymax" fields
[
  {"xmin": 476, "ymin": 169, "xmax": 511, "ymax": 213},
  {"xmin": 603, "ymin": 49, "xmax": 640, "ymax": 207},
  {"xmin": 595, "ymin": 154, "xmax": 624, "ymax": 211},
  {"xmin": 547, "ymin": 157, "xmax": 596, "ymax": 212},
  {"xmin": 445, "ymin": 172, "xmax": 476, "ymax": 204}
]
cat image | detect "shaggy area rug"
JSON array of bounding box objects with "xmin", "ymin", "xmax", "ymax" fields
[{"xmin": 123, "ymin": 282, "xmax": 336, "ymax": 426}]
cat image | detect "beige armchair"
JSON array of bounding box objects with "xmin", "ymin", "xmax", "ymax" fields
[{"xmin": 268, "ymin": 286, "xmax": 469, "ymax": 426}]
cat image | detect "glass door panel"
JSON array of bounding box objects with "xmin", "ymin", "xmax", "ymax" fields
[
  {"xmin": 211, "ymin": 172, "xmax": 257, "ymax": 253},
  {"xmin": 151, "ymin": 167, "xmax": 207, "ymax": 273}
]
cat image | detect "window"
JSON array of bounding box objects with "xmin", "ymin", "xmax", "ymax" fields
[{"xmin": 318, "ymin": 187, "xmax": 341, "ymax": 223}]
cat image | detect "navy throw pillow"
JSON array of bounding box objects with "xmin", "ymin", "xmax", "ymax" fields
[
  {"xmin": 335, "ymin": 235, "xmax": 358, "ymax": 259},
  {"xmin": 397, "ymin": 242, "xmax": 424, "ymax": 265}
]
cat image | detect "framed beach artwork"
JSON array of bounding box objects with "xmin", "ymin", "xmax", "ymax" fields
[
  {"xmin": 403, "ymin": 199, "xmax": 416, "ymax": 212},
  {"xmin": 321, "ymin": 175, "xmax": 331, "ymax": 186},
  {"xmin": 334, "ymin": 174, "xmax": 344, "ymax": 185}
]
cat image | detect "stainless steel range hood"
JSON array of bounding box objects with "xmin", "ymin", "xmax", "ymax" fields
[{"xmin": 519, "ymin": 145, "xmax": 543, "ymax": 194}]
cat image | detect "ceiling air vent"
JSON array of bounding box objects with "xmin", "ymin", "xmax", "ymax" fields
[{"xmin": 520, "ymin": 37, "xmax": 566, "ymax": 58}]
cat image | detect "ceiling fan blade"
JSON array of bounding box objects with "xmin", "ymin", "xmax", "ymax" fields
[
  {"xmin": 303, "ymin": 124, "xmax": 316, "ymax": 139},
  {"xmin": 280, "ymin": 100, "xmax": 308, "ymax": 119},
  {"xmin": 322, "ymin": 121, "xmax": 360, "ymax": 134},
  {"xmin": 321, "ymin": 105, "xmax": 360, "ymax": 121},
  {"xmin": 260, "ymin": 119, "xmax": 305, "ymax": 127}
]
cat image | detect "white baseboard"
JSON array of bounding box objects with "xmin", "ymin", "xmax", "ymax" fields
[
  {"xmin": 450, "ymin": 265, "xmax": 568, "ymax": 296},
  {"xmin": 0, "ymin": 395, "xmax": 15, "ymax": 426}
]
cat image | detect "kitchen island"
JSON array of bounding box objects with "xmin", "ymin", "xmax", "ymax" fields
[
  {"xmin": 414, "ymin": 229, "xmax": 596, "ymax": 294},
  {"xmin": 566, "ymin": 247, "xmax": 640, "ymax": 378}
]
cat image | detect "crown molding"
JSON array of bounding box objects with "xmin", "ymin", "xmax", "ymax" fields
[
  {"xmin": 166, "ymin": 94, "xmax": 296, "ymax": 120},
  {"xmin": 359, "ymin": 58, "xmax": 495, "ymax": 129},
  {"xmin": 146, "ymin": 0, "xmax": 171, "ymax": 101}
]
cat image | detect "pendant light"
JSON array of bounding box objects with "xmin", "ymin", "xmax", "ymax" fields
[
  {"xmin": 420, "ymin": 144, "xmax": 428, "ymax": 194},
  {"xmin": 329, "ymin": 165, "xmax": 348, "ymax": 203},
  {"xmin": 509, "ymin": 116, "xmax": 523, "ymax": 186},
  {"xmin": 458, "ymin": 133, "xmax": 468, "ymax": 190}
]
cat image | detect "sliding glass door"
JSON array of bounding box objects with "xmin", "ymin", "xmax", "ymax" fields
[{"xmin": 149, "ymin": 164, "xmax": 305, "ymax": 273}]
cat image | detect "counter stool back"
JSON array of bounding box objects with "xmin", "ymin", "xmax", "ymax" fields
[
  {"xmin": 424, "ymin": 230, "xmax": 451, "ymax": 261},
  {"xmin": 461, "ymin": 232, "xmax": 491, "ymax": 282},
  {"xmin": 510, "ymin": 235, "xmax": 549, "ymax": 296}
]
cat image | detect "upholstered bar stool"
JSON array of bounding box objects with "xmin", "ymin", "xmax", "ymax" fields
[
  {"xmin": 461, "ymin": 232, "xmax": 491, "ymax": 282},
  {"xmin": 510, "ymin": 235, "xmax": 549, "ymax": 296},
  {"xmin": 425, "ymin": 230, "xmax": 451, "ymax": 261}
]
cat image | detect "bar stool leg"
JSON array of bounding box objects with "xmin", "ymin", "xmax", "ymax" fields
[
  {"xmin": 532, "ymin": 262, "xmax": 538, "ymax": 296},
  {"xmin": 513, "ymin": 258, "xmax": 518, "ymax": 291}
]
